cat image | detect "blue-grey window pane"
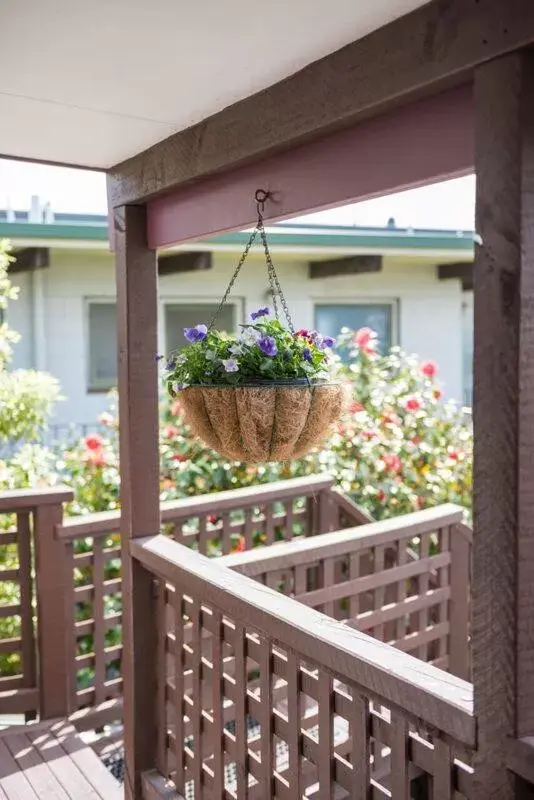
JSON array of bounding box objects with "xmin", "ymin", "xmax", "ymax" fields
[
  {"xmin": 462, "ymin": 301, "xmax": 473, "ymax": 406},
  {"xmin": 315, "ymin": 304, "xmax": 392, "ymax": 353},
  {"xmin": 88, "ymin": 303, "xmax": 117, "ymax": 390},
  {"xmin": 165, "ymin": 304, "xmax": 235, "ymax": 354}
]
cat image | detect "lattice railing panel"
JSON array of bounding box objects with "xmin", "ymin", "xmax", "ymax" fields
[
  {"xmin": 159, "ymin": 581, "xmax": 474, "ymax": 800},
  {"xmin": 0, "ymin": 510, "xmax": 36, "ymax": 708}
]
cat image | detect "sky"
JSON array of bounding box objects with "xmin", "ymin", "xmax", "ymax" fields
[{"xmin": 0, "ymin": 158, "xmax": 476, "ymax": 231}]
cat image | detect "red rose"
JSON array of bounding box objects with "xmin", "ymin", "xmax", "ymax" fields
[
  {"xmin": 208, "ymin": 515, "xmax": 219, "ymax": 525},
  {"xmin": 382, "ymin": 453, "xmax": 402, "ymax": 473},
  {"xmin": 85, "ymin": 434, "xmax": 103, "ymax": 451},
  {"xmin": 404, "ymin": 396, "xmax": 421, "ymax": 412},
  {"xmin": 172, "ymin": 453, "xmax": 187, "ymax": 463},
  {"xmin": 421, "ymin": 360, "xmax": 437, "ymax": 378},
  {"xmin": 377, "ymin": 489, "xmax": 386, "ymax": 502}
]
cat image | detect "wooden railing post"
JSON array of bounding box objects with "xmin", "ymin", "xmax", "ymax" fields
[
  {"xmin": 31, "ymin": 487, "xmax": 74, "ymax": 719},
  {"xmin": 449, "ymin": 524, "xmax": 471, "ymax": 681}
]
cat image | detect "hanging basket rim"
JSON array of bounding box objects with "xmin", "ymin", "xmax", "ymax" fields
[{"xmin": 180, "ymin": 378, "xmax": 340, "ymax": 390}]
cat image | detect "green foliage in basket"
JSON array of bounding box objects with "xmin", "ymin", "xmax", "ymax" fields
[{"xmin": 163, "ymin": 308, "xmax": 337, "ymax": 393}]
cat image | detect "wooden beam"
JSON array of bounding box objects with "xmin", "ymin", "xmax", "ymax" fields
[
  {"xmin": 309, "ymin": 255, "xmax": 382, "ymax": 280},
  {"xmin": 472, "ymin": 51, "xmax": 534, "ymax": 800},
  {"xmin": 437, "ymin": 261, "xmax": 473, "ymax": 291},
  {"xmin": 157, "ymin": 251, "xmax": 211, "ymax": 276},
  {"xmin": 9, "ymin": 248, "xmax": 49, "ymax": 273},
  {"xmin": 114, "ymin": 205, "xmax": 161, "ymax": 799},
  {"xmin": 146, "ymin": 86, "xmax": 473, "ymax": 247},
  {"xmin": 108, "ymin": 0, "xmax": 534, "ymax": 208}
]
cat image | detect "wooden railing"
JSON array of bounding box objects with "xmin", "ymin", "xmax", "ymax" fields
[
  {"xmin": 0, "ymin": 487, "xmax": 73, "ymax": 719},
  {"xmin": 221, "ymin": 504, "xmax": 471, "ymax": 679},
  {"xmin": 53, "ymin": 475, "xmax": 352, "ymax": 728},
  {"xmin": 133, "ymin": 534, "xmax": 476, "ymax": 799}
]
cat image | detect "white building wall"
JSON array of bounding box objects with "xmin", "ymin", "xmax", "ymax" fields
[
  {"xmin": 15, "ymin": 248, "xmax": 466, "ymax": 428},
  {"xmin": 8, "ymin": 271, "xmax": 33, "ymax": 370}
]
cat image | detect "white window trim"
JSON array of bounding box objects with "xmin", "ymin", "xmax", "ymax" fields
[
  {"xmin": 85, "ymin": 297, "xmax": 117, "ymax": 393},
  {"xmin": 313, "ymin": 297, "xmax": 400, "ymax": 347}
]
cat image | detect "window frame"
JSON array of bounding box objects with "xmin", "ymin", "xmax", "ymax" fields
[
  {"xmin": 313, "ymin": 297, "xmax": 399, "ymax": 350},
  {"xmin": 86, "ymin": 297, "xmax": 118, "ymax": 393}
]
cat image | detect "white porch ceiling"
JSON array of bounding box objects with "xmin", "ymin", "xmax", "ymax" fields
[{"xmin": 0, "ymin": 0, "xmax": 429, "ymax": 169}]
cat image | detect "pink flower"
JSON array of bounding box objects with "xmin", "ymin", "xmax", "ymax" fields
[
  {"xmin": 362, "ymin": 429, "xmax": 377, "ymax": 440},
  {"xmin": 382, "ymin": 453, "xmax": 402, "ymax": 473},
  {"xmin": 98, "ymin": 412, "xmax": 114, "ymax": 427},
  {"xmin": 404, "ymin": 396, "xmax": 421, "ymax": 412},
  {"xmin": 348, "ymin": 401, "xmax": 364, "ymax": 413},
  {"xmin": 85, "ymin": 434, "xmax": 103, "ymax": 451},
  {"xmin": 172, "ymin": 453, "xmax": 187, "ymax": 463},
  {"xmin": 171, "ymin": 400, "xmax": 182, "ymax": 416},
  {"xmin": 448, "ymin": 448, "xmax": 461, "ymax": 461},
  {"xmin": 164, "ymin": 425, "xmax": 179, "ymax": 439},
  {"xmin": 86, "ymin": 450, "xmax": 105, "ymax": 467},
  {"xmin": 421, "ymin": 360, "xmax": 437, "ymax": 378},
  {"xmin": 353, "ymin": 327, "xmax": 376, "ymax": 355}
]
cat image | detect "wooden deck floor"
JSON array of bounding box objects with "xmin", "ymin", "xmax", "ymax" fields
[{"xmin": 0, "ymin": 719, "xmax": 123, "ymax": 799}]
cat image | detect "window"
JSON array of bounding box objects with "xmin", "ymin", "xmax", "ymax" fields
[
  {"xmin": 88, "ymin": 302, "xmax": 117, "ymax": 391},
  {"xmin": 165, "ymin": 303, "xmax": 236, "ymax": 354},
  {"xmin": 314, "ymin": 303, "xmax": 394, "ymax": 353}
]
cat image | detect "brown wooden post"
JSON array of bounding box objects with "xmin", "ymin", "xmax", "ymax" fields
[
  {"xmin": 33, "ymin": 489, "xmax": 74, "ymax": 719},
  {"xmin": 448, "ymin": 524, "xmax": 470, "ymax": 681},
  {"xmin": 114, "ymin": 203, "xmax": 161, "ymax": 799},
  {"xmin": 472, "ymin": 51, "xmax": 534, "ymax": 800}
]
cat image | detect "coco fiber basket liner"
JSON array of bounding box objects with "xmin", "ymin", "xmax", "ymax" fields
[{"xmin": 179, "ymin": 379, "xmax": 346, "ymax": 462}]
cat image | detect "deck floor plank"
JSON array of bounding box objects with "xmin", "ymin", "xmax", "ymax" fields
[
  {"xmin": 2, "ymin": 731, "xmax": 70, "ymax": 800},
  {"xmin": 0, "ymin": 719, "xmax": 122, "ymax": 800},
  {"xmin": 0, "ymin": 738, "xmax": 40, "ymax": 800},
  {"xmin": 53, "ymin": 722, "xmax": 123, "ymax": 799},
  {"xmin": 27, "ymin": 727, "xmax": 107, "ymax": 800}
]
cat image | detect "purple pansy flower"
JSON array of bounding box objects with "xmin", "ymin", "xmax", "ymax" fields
[
  {"xmin": 258, "ymin": 335, "xmax": 278, "ymax": 357},
  {"xmin": 302, "ymin": 347, "xmax": 313, "ymax": 362},
  {"xmin": 322, "ymin": 336, "xmax": 336, "ymax": 348},
  {"xmin": 184, "ymin": 324, "xmax": 208, "ymax": 343},
  {"xmin": 250, "ymin": 307, "xmax": 270, "ymax": 321}
]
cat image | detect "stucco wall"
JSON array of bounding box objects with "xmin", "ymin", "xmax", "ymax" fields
[{"xmin": 8, "ymin": 247, "xmax": 467, "ymax": 429}]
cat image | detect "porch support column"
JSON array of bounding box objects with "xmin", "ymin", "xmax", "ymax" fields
[
  {"xmin": 115, "ymin": 204, "xmax": 161, "ymax": 799},
  {"xmin": 473, "ymin": 51, "xmax": 534, "ymax": 799}
]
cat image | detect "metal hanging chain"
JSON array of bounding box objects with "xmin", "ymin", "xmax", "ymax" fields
[
  {"xmin": 207, "ymin": 226, "xmax": 258, "ymax": 331},
  {"xmin": 208, "ymin": 189, "xmax": 296, "ymax": 334},
  {"xmin": 256, "ymin": 193, "xmax": 295, "ymax": 335}
]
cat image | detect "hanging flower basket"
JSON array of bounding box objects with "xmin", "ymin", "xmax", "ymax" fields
[{"xmin": 163, "ymin": 191, "xmax": 346, "ymax": 463}]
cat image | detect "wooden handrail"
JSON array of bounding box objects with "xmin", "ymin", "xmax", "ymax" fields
[
  {"xmin": 220, "ymin": 503, "xmax": 465, "ymax": 577},
  {"xmin": 131, "ymin": 533, "xmax": 475, "ymax": 746},
  {"xmin": 0, "ymin": 486, "xmax": 73, "ymax": 512},
  {"xmin": 56, "ymin": 474, "xmax": 334, "ymax": 540}
]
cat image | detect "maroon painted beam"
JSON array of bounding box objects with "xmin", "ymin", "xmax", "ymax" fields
[
  {"xmin": 108, "ymin": 0, "xmax": 534, "ymax": 208},
  {"xmin": 309, "ymin": 255, "xmax": 382, "ymax": 280},
  {"xmin": 147, "ymin": 85, "xmax": 474, "ymax": 248}
]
